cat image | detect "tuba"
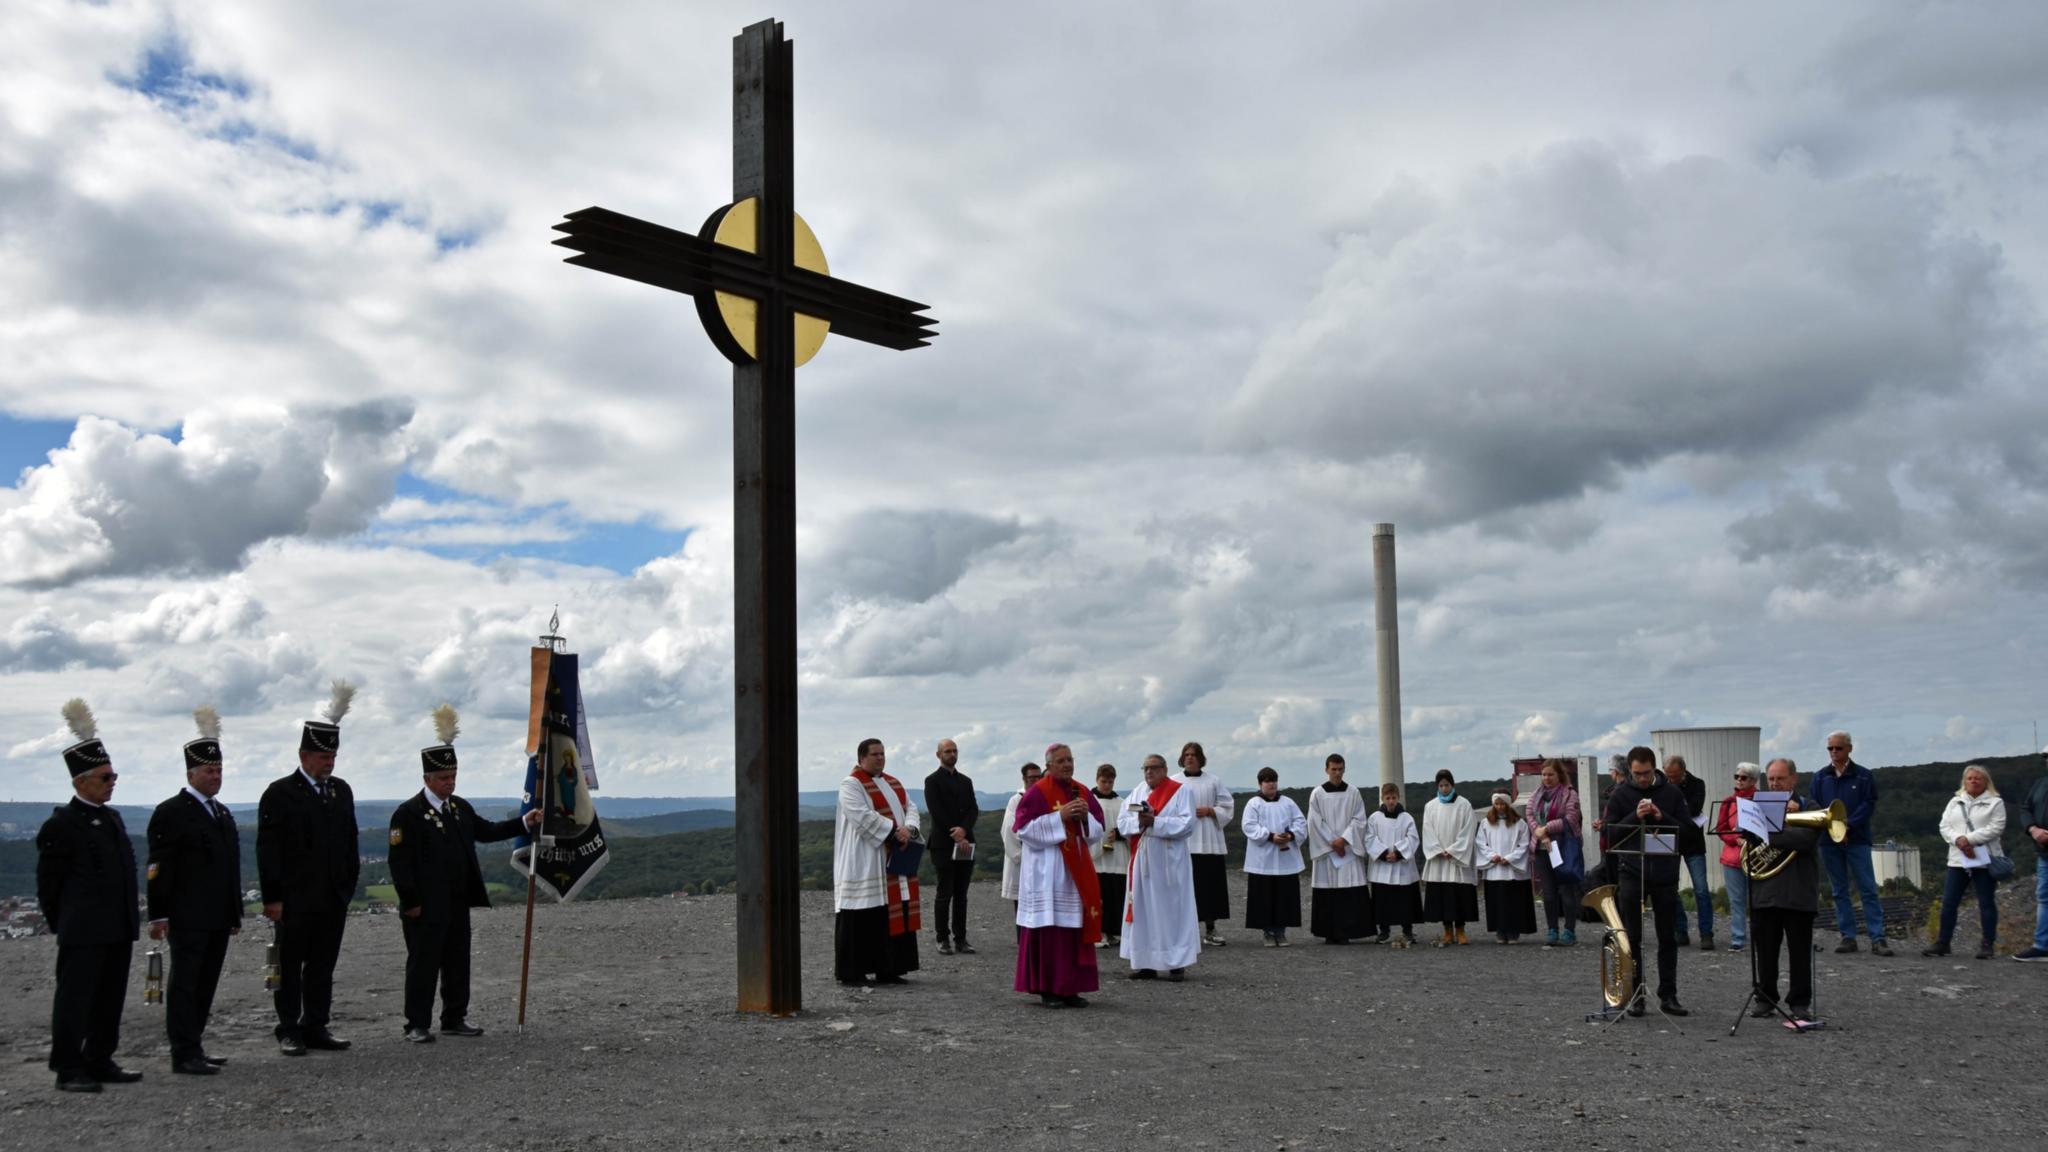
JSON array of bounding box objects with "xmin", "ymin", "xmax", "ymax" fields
[
  {"xmin": 1580, "ymin": 884, "xmax": 1634, "ymax": 1010},
  {"xmin": 1743, "ymin": 800, "xmax": 1846, "ymax": 880}
]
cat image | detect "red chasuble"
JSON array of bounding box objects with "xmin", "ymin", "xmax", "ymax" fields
[{"xmin": 854, "ymin": 768, "xmax": 920, "ymax": 936}]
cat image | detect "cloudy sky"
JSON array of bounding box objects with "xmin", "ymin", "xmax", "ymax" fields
[{"xmin": 4, "ymin": 0, "xmax": 2046, "ymax": 803}]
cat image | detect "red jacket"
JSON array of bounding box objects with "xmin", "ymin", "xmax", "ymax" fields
[{"xmin": 1713, "ymin": 788, "xmax": 1754, "ymax": 868}]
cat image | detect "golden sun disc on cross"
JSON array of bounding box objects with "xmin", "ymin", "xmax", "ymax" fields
[{"xmin": 710, "ymin": 197, "xmax": 831, "ymax": 367}]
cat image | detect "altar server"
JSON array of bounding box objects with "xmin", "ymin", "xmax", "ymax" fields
[
  {"xmin": 1476, "ymin": 793, "xmax": 1537, "ymax": 943},
  {"xmin": 832, "ymin": 738, "xmax": 923, "ymax": 986},
  {"xmin": 1241, "ymin": 768, "xmax": 1306, "ymax": 946},
  {"xmin": 1119, "ymin": 754, "xmax": 1200, "ymax": 980},
  {"xmin": 1173, "ymin": 742, "xmax": 1234, "ymax": 946},
  {"xmin": 1092, "ymin": 765, "xmax": 1128, "ymax": 948},
  {"xmin": 1013, "ymin": 744, "xmax": 1105, "ymax": 1008},
  {"xmin": 1421, "ymin": 769, "xmax": 1479, "ymax": 946},
  {"xmin": 1367, "ymin": 783, "xmax": 1420, "ymax": 947},
  {"xmin": 1306, "ymin": 754, "xmax": 1372, "ymax": 944},
  {"xmin": 1000, "ymin": 762, "xmax": 1043, "ymax": 907}
]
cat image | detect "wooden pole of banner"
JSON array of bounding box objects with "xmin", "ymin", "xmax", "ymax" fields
[{"xmin": 517, "ymin": 625, "xmax": 565, "ymax": 1031}]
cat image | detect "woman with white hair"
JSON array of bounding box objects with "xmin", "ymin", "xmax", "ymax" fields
[
  {"xmin": 1926, "ymin": 764, "xmax": 2008, "ymax": 960},
  {"xmin": 1713, "ymin": 762, "xmax": 1762, "ymax": 953}
]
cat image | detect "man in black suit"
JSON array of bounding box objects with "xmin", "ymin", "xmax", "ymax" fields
[
  {"xmin": 146, "ymin": 711, "xmax": 243, "ymax": 1075},
  {"xmin": 922, "ymin": 738, "xmax": 979, "ymax": 956},
  {"xmin": 256, "ymin": 690, "xmax": 360, "ymax": 1057},
  {"xmin": 387, "ymin": 714, "xmax": 540, "ymax": 1043},
  {"xmin": 37, "ymin": 701, "xmax": 144, "ymax": 1093},
  {"xmin": 1604, "ymin": 744, "xmax": 1692, "ymax": 1017}
]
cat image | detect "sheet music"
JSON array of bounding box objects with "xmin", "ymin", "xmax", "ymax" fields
[
  {"xmin": 1643, "ymin": 832, "xmax": 1677, "ymax": 856},
  {"xmin": 1738, "ymin": 792, "xmax": 1789, "ymax": 842}
]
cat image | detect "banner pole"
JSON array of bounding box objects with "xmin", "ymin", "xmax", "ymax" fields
[{"xmin": 517, "ymin": 632, "xmax": 557, "ymax": 1032}]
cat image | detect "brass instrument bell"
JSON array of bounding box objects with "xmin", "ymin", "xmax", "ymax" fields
[
  {"xmin": 1579, "ymin": 884, "xmax": 1635, "ymax": 1010},
  {"xmin": 1743, "ymin": 800, "xmax": 1847, "ymax": 880}
]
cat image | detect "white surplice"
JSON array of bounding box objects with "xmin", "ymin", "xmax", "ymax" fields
[
  {"xmin": 1118, "ymin": 780, "xmax": 1201, "ymax": 970},
  {"xmin": 1015, "ymin": 794, "xmax": 1104, "ymax": 929},
  {"xmin": 1421, "ymin": 796, "xmax": 1478, "ymax": 885},
  {"xmin": 1307, "ymin": 783, "xmax": 1371, "ymax": 890},
  {"xmin": 832, "ymin": 772, "xmax": 922, "ymax": 911},
  {"xmin": 1474, "ymin": 816, "xmax": 1531, "ymax": 881},
  {"xmin": 1365, "ymin": 808, "xmax": 1420, "ymax": 886},
  {"xmin": 999, "ymin": 790, "xmax": 1025, "ymax": 900},
  {"xmin": 1171, "ymin": 771, "xmax": 1234, "ymax": 857},
  {"xmin": 1241, "ymin": 795, "xmax": 1307, "ymax": 875},
  {"xmin": 1094, "ymin": 790, "xmax": 1129, "ymax": 876}
]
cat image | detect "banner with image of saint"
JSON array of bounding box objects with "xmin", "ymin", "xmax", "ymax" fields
[{"xmin": 512, "ymin": 647, "xmax": 609, "ymax": 902}]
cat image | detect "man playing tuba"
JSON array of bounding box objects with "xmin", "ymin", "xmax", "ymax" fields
[{"xmin": 1748, "ymin": 758, "xmax": 1822, "ymax": 1022}]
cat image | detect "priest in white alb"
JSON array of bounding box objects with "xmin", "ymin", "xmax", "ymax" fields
[
  {"xmin": 832, "ymin": 738, "xmax": 923, "ymax": 986},
  {"xmin": 1307, "ymin": 753, "xmax": 1373, "ymax": 944},
  {"xmin": 1119, "ymin": 754, "xmax": 1201, "ymax": 981},
  {"xmin": 1421, "ymin": 769, "xmax": 1479, "ymax": 946},
  {"xmin": 1012, "ymin": 744, "xmax": 1105, "ymax": 1008}
]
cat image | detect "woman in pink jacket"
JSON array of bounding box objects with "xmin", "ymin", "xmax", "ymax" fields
[{"xmin": 1528, "ymin": 759, "xmax": 1582, "ymax": 947}]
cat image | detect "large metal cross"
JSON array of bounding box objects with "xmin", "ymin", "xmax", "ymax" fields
[{"xmin": 552, "ymin": 18, "xmax": 937, "ymax": 1017}]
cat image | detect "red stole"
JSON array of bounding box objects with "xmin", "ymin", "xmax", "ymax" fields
[
  {"xmin": 1124, "ymin": 778, "xmax": 1183, "ymax": 925},
  {"xmin": 855, "ymin": 769, "xmax": 920, "ymax": 936},
  {"xmin": 1033, "ymin": 776, "xmax": 1104, "ymax": 956}
]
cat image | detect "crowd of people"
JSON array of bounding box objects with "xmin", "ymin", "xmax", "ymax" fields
[
  {"xmin": 837, "ymin": 731, "xmax": 2048, "ymax": 1018},
  {"xmin": 34, "ymin": 689, "xmax": 538, "ymax": 1093}
]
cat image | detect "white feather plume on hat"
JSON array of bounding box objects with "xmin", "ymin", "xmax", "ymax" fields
[
  {"xmin": 193, "ymin": 705, "xmax": 221, "ymax": 740},
  {"xmin": 61, "ymin": 698, "xmax": 96, "ymax": 742},
  {"xmin": 432, "ymin": 703, "xmax": 459, "ymax": 746},
  {"xmin": 323, "ymin": 680, "xmax": 356, "ymax": 725}
]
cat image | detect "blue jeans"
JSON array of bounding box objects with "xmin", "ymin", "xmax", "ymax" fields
[
  {"xmin": 2034, "ymin": 859, "xmax": 2048, "ymax": 952},
  {"xmin": 1678, "ymin": 854, "xmax": 1714, "ymax": 938},
  {"xmin": 1938, "ymin": 867, "xmax": 1997, "ymax": 947},
  {"xmin": 1720, "ymin": 862, "xmax": 1749, "ymax": 947},
  {"xmin": 1820, "ymin": 840, "xmax": 1886, "ymax": 942}
]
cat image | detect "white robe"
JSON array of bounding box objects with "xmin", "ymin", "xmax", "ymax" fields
[
  {"xmin": 1365, "ymin": 808, "xmax": 1420, "ymax": 886},
  {"xmin": 832, "ymin": 772, "xmax": 922, "ymax": 911},
  {"xmin": 1241, "ymin": 795, "xmax": 1307, "ymax": 875},
  {"xmin": 1094, "ymin": 790, "xmax": 1129, "ymax": 876},
  {"xmin": 1421, "ymin": 796, "xmax": 1478, "ymax": 886},
  {"xmin": 1117, "ymin": 780, "xmax": 1201, "ymax": 971},
  {"xmin": 1171, "ymin": 771, "xmax": 1234, "ymax": 856},
  {"xmin": 999, "ymin": 790, "xmax": 1025, "ymax": 900},
  {"xmin": 1015, "ymin": 796, "xmax": 1105, "ymax": 928},
  {"xmin": 1474, "ymin": 816, "xmax": 1531, "ymax": 881},
  {"xmin": 1307, "ymin": 784, "xmax": 1371, "ymax": 889}
]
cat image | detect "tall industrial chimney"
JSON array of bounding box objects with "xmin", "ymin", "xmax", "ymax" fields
[{"xmin": 1372, "ymin": 523, "xmax": 1404, "ymax": 790}]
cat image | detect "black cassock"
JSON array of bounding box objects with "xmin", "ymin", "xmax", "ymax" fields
[
  {"xmin": 147, "ymin": 790, "xmax": 243, "ymax": 1063},
  {"xmin": 37, "ymin": 799, "xmax": 141, "ymax": 1077},
  {"xmin": 387, "ymin": 793, "xmax": 526, "ymax": 1031}
]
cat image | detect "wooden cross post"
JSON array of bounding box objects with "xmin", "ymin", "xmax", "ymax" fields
[{"xmin": 552, "ymin": 18, "xmax": 937, "ymax": 1016}]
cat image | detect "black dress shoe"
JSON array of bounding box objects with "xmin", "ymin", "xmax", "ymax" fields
[
  {"xmin": 172, "ymin": 1058, "xmax": 219, "ymax": 1076},
  {"xmin": 54, "ymin": 1074, "xmax": 101, "ymax": 1094},
  {"xmin": 1167, "ymin": 968, "xmax": 1186, "ymax": 982},
  {"xmin": 88, "ymin": 1065, "xmax": 143, "ymax": 1084},
  {"xmin": 441, "ymin": 1021, "xmax": 484, "ymax": 1037},
  {"xmin": 202, "ymin": 1055, "xmax": 229, "ymax": 1066},
  {"xmin": 1749, "ymin": 1002, "xmax": 1777, "ymax": 1018},
  {"xmin": 1129, "ymin": 969, "xmax": 1158, "ymax": 980},
  {"xmin": 1627, "ymin": 999, "xmax": 1646, "ymax": 1017},
  {"xmin": 1660, "ymin": 998, "xmax": 1690, "ymax": 1017},
  {"xmin": 1060, "ymin": 995, "xmax": 1089, "ymax": 1008},
  {"xmin": 302, "ymin": 1031, "xmax": 351, "ymax": 1051},
  {"xmin": 278, "ymin": 1035, "xmax": 307, "ymax": 1057},
  {"xmin": 936, "ymin": 941, "xmax": 954, "ymax": 956},
  {"xmin": 403, "ymin": 1027, "xmax": 435, "ymax": 1044},
  {"xmin": 874, "ymin": 974, "xmax": 908, "ymax": 985},
  {"xmin": 1039, "ymin": 993, "xmax": 1064, "ymax": 1008},
  {"xmin": 954, "ymin": 942, "xmax": 976, "ymax": 955}
]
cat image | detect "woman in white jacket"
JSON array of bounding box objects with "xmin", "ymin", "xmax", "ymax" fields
[{"xmin": 1925, "ymin": 764, "xmax": 2007, "ymax": 960}]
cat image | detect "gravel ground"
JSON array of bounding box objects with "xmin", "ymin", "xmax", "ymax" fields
[{"xmin": 1, "ymin": 876, "xmax": 2041, "ymax": 1151}]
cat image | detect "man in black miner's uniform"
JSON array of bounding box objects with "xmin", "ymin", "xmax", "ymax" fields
[
  {"xmin": 258, "ymin": 681, "xmax": 361, "ymax": 1057},
  {"xmin": 146, "ymin": 706, "xmax": 243, "ymax": 1076},
  {"xmin": 37, "ymin": 699, "xmax": 144, "ymax": 1093},
  {"xmin": 388, "ymin": 704, "xmax": 541, "ymax": 1043}
]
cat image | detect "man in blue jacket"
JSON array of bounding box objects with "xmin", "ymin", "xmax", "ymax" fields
[
  {"xmin": 1810, "ymin": 730, "xmax": 1889, "ymax": 956},
  {"xmin": 2017, "ymin": 746, "xmax": 2048, "ymax": 963}
]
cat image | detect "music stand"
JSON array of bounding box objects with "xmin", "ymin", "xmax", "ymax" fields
[
  {"xmin": 1720, "ymin": 796, "xmax": 1826, "ymax": 1036},
  {"xmin": 1584, "ymin": 822, "xmax": 1685, "ymax": 1033}
]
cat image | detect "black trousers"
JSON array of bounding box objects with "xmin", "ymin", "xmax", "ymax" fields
[
  {"xmin": 1191, "ymin": 854, "xmax": 1230, "ymax": 922},
  {"xmin": 167, "ymin": 929, "xmax": 231, "ymax": 1062},
  {"xmin": 49, "ymin": 940, "xmax": 131, "ymax": 1075},
  {"xmin": 274, "ymin": 906, "xmax": 347, "ymax": 1039},
  {"xmin": 1099, "ymin": 874, "xmax": 1126, "ymax": 937},
  {"xmin": 1751, "ymin": 907, "xmax": 1814, "ymax": 1010},
  {"xmin": 402, "ymin": 908, "xmax": 472, "ymax": 1030},
  {"xmin": 1617, "ymin": 874, "xmax": 1680, "ymax": 1001},
  {"xmin": 931, "ymin": 858, "xmax": 975, "ymax": 944}
]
